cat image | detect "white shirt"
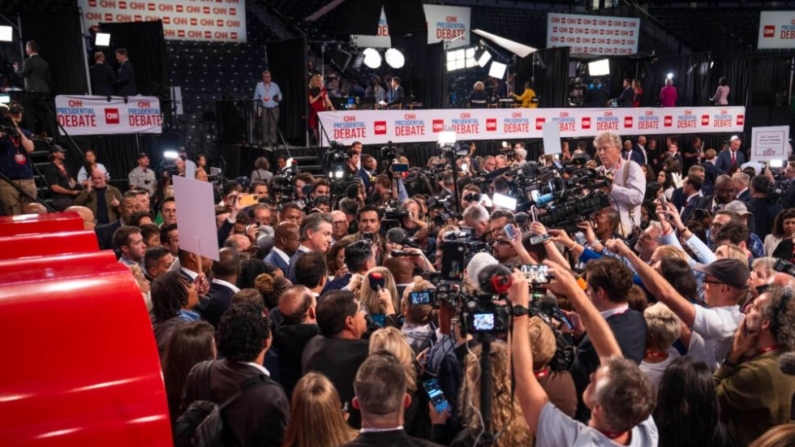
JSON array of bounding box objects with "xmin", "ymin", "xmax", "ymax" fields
[
  {"xmin": 692, "ymin": 304, "xmax": 744, "ymax": 370},
  {"xmin": 297, "ymin": 245, "xmax": 313, "ymax": 254},
  {"xmin": 600, "ymin": 304, "xmax": 629, "ymax": 320},
  {"xmin": 212, "ymin": 278, "xmax": 240, "ymax": 293},
  {"xmin": 181, "ymin": 267, "xmax": 199, "ymax": 281},
  {"xmin": 640, "ymin": 347, "xmax": 681, "ymax": 392},
  {"xmin": 244, "ymin": 362, "xmax": 270, "ymax": 377},
  {"xmin": 271, "ymin": 247, "xmax": 290, "ymax": 264},
  {"xmin": 536, "ymin": 402, "xmax": 658, "ymax": 447}
]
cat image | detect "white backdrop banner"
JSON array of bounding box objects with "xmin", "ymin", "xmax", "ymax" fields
[
  {"xmin": 318, "ymin": 107, "xmax": 746, "ymax": 146},
  {"xmin": 55, "ymin": 95, "xmax": 163, "ymax": 136},
  {"xmin": 751, "ymin": 126, "xmax": 790, "ymax": 161},
  {"xmin": 757, "ymin": 11, "xmax": 795, "ymax": 49},
  {"xmin": 78, "ymin": 0, "xmax": 246, "ymax": 43},
  {"xmin": 351, "ymin": 5, "xmax": 470, "ymax": 49},
  {"xmin": 547, "ymin": 12, "xmax": 640, "ymax": 56}
]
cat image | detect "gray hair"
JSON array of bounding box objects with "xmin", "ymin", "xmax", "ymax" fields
[
  {"xmin": 353, "ymin": 351, "xmax": 406, "ymax": 415},
  {"xmin": 299, "ymin": 212, "xmax": 332, "ymax": 240},
  {"xmin": 463, "ymin": 204, "xmax": 489, "ymax": 225},
  {"xmin": 594, "ymin": 131, "xmax": 622, "ymax": 151}
]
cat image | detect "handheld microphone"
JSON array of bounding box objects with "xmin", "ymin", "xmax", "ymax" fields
[
  {"xmin": 368, "ymin": 271, "xmax": 385, "ymax": 291},
  {"xmin": 478, "ymin": 264, "xmax": 513, "ymax": 295}
]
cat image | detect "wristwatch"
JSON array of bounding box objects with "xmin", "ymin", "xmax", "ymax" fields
[{"xmin": 512, "ymin": 305, "xmax": 530, "ymax": 317}]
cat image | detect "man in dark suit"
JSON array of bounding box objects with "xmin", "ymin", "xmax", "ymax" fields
[
  {"xmin": 733, "ymin": 172, "xmax": 753, "ymax": 205},
  {"xmin": 263, "ymin": 222, "xmax": 299, "ymax": 273},
  {"xmin": 95, "ymin": 195, "xmax": 137, "ymax": 250},
  {"xmin": 89, "ymin": 51, "xmax": 116, "ymax": 96},
  {"xmin": 747, "ymin": 175, "xmax": 783, "ymax": 240},
  {"xmin": 286, "ymin": 213, "xmax": 333, "ymax": 283},
  {"xmin": 182, "ymin": 304, "xmax": 289, "ymax": 447},
  {"xmin": 621, "ymin": 139, "xmax": 644, "ymax": 165},
  {"xmin": 715, "ymin": 137, "xmax": 745, "ymax": 174},
  {"xmin": 386, "ymin": 76, "xmax": 405, "ymax": 107},
  {"xmin": 203, "ymin": 247, "xmax": 241, "ymax": 328},
  {"xmin": 568, "ymin": 258, "xmax": 647, "ymax": 423},
  {"xmin": 700, "ymin": 152, "xmax": 719, "ymax": 196},
  {"xmin": 679, "ymin": 174, "xmax": 704, "ymax": 224},
  {"xmin": 272, "ymin": 286, "xmax": 320, "ymax": 398},
  {"xmin": 325, "ymin": 240, "xmax": 375, "ymax": 292},
  {"xmin": 340, "ymin": 351, "xmax": 442, "ymax": 447},
  {"xmin": 13, "ymin": 40, "xmax": 49, "ymax": 94},
  {"xmin": 690, "ymin": 174, "xmax": 737, "ymax": 217},
  {"xmin": 113, "ymin": 48, "xmax": 138, "ymax": 96}
]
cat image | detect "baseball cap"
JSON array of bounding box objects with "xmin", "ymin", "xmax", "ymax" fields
[
  {"xmin": 693, "ymin": 259, "xmax": 750, "ymax": 289},
  {"xmin": 49, "ymin": 144, "xmax": 66, "ymax": 153},
  {"xmin": 466, "ymin": 252, "xmax": 498, "ymax": 288},
  {"xmin": 137, "ymin": 152, "xmax": 148, "ymax": 159},
  {"xmin": 723, "ymin": 200, "xmax": 752, "ymax": 217},
  {"xmin": 9, "ymin": 104, "xmax": 24, "ymax": 114}
]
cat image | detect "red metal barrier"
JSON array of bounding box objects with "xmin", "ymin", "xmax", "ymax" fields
[
  {"xmin": 0, "ymin": 212, "xmax": 84, "ymax": 237},
  {"xmin": 0, "ymin": 231, "xmax": 99, "ymax": 260}
]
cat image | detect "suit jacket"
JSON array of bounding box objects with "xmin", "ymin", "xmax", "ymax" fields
[
  {"xmin": 90, "ymin": 63, "xmax": 116, "ymax": 96},
  {"xmin": 286, "ymin": 248, "xmax": 309, "ymax": 283},
  {"xmin": 701, "ymin": 161, "xmax": 719, "ymax": 195},
  {"xmin": 263, "ymin": 248, "xmax": 290, "ymax": 272},
  {"xmin": 670, "ymin": 186, "xmax": 686, "ymax": 211},
  {"xmin": 341, "ymin": 430, "xmax": 443, "ymax": 447},
  {"xmin": 95, "ymin": 219, "xmax": 122, "ymax": 250},
  {"xmin": 73, "ymin": 185, "xmax": 123, "ymax": 224},
  {"xmin": 182, "ymin": 359, "xmax": 289, "ymax": 447},
  {"xmin": 570, "ymin": 308, "xmax": 647, "ymax": 422},
  {"xmin": 16, "ymin": 54, "xmax": 50, "ymax": 93},
  {"xmin": 715, "ymin": 149, "xmax": 746, "ymax": 174},
  {"xmin": 680, "ymin": 194, "xmax": 702, "ymax": 224},
  {"xmin": 203, "ymin": 281, "xmax": 237, "ymax": 328},
  {"xmin": 748, "ymin": 197, "xmax": 783, "ymax": 240},
  {"xmin": 115, "ymin": 60, "xmax": 138, "ymax": 96},
  {"xmin": 622, "ymin": 149, "xmax": 644, "ymax": 166},
  {"xmin": 607, "ymin": 159, "xmax": 646, "ymax": 237},
  {"xmin": 388, "ymin": 85, "xmax": 405, "ymax": 106},
  {"xmin": 272, "ymin": 323, "xmax": 321, "ymax": 399},
  {"xmin": 737, "ymin": 189, "xmax": 753, "ymax": 205}
]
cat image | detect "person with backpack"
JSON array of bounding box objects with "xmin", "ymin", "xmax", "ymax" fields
[{"xmin": 177, "ymin": 303, "xmax": 289, "ymax": 447}]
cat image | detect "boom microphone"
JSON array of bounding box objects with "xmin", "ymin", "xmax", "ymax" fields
[
  {"xmin": 478, "ymin": 264, "xmax": 513, "ymax": 295},
  {"xmin": 779, "ymin": 352, "xmax": 795, "ymax": 376}
]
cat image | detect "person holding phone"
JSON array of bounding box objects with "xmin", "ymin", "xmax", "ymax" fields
[{"xmin": 253, "ymin": 70, "xmax": 282, "ymax": 148}]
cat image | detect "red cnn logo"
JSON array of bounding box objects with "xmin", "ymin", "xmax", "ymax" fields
[
  {"xmin": 204, "ymin": 31, "xmax": 212, "ymax": 39},
  {"xmin": 231, "ymin": 32, "xmax": 238, "ymax": 39},
  {"xmin": 163, "ymin": 16, "xmax": 170, "ymax": 25},
  {"xmin": 178, "ymin": 30, "xmax": 186, "ymax": 38},
  {"xmin": 535, "ymin": 118, "xmax": 546, "ymax": 130},
  {"xmin": 105, "ymin": 109, "xmax": 120, "ymax": 125},
  {"xmin": 203, "ymin": 6, "xmax": 211, "ymax": 14},
  {"xmin": 148, "ymin": 3, "xmax": 155, "ymax": 11},
  {"xmin": 701, "ymin": 115, "xmax": 710, "ymax": 126},
  {"xmin": 374, "ymin": 121, "xmax": 387, "ymax": 135},
  {"xmin": 119, "ymin": 1, "xmax": 127, "ymax": 8},
  {"xmin": 432, "ymin": 120, "xmax": 444, "ymax": 132},
  {"xmin": 737, "ymin": 115, "xmax": 745, "ymax": 126},
  {"xmin": 624, "ymin": 117, "xmax": 633, "ymax": 128},
  {"xmin": 764, "ymin": 25, "xmax": 775, "ymax": 38},
  {"xmin": 176, "ymin": 4, "xmax": 183, "ymax": 12},
  {"xmin": 486, "ymin": 119, "xmax": 497, "ymax": 131},
  {"xmin": 664, "ymin": 116, "xmax": 673, "ymax": 127},
  {"xmin": 104, "ymin": 13, "xmax": 113, "ymax": 21},
  {"xmin": 88, "ymin": 0, "xmax": 97, "ymax": 6},
  {"xmin": 190, "ymin": 18, "xmax": 198, "ymax": 26},
  {"xmin": 582, "ymin": 117, "xmax": 591, "ymax": 129}
]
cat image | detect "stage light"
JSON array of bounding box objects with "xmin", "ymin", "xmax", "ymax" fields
[
  {"xmin": 465, "ymin": 47, "xmax": 476, "ymax": 68},
  {"xmin": 710, "ymin": 61, "xmax": 714, "ymax": 68},
  {"xmin": 770, "ymin": 160, "xmax": 784, "ymax": 168},
  {"xmin": 163, "ymin": 150, "xmax": 179, "ymax": 160},
  {"xmin": 362, "ymin": 48, "xmax": 381, "ymax": 69},
  {"xmin": 489, "ymin": 61, "xmax": 507, "ymax": 79},
  {"xmin": 0, "ymin": 26, "xmax": 12, "ymax": 43},
  {"xmin": 588, "ymin": 59, "xmax": 610, "ymax": 76},
  {"xmin": 385, "ymin": 48, "xmax": 405, "ymax": 69},
  {"xmin": 666, "ymin": 73, "xmax": 674, "ymax": 80},
  {"xmin": 95, "ymin": 32, "xmax": 111, "ymax": 47},
  {"xmin": 476, "ymin": 49, "xmax": 492, "ymax": 68}
]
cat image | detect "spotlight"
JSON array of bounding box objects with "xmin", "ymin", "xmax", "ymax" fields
[
  {"xmin": 163, "ymin": 150, "xmax": 179, "ymax": 160},
  {"xmin": 363, "ymin": 48, "xmax": 381, "ymax": 69},
  {"xmin": 476, "ymin": 49, "xmax": 492, "ymax": 68},
  {"xmin": 385, "ymin": 48, "xmax": 405, "ymax": 69},
  {"xmin": 95, "ymin": 32, "xmax": 111, "ymax": 47},
  {"xmin": 0, "ymin": 26, "xmax": 12, "ymax": 43},
  {"xmin": 666, "ymin": 73, "xmax": 674, "ymax": 80},
  {"xmin": 710, "ymin": 61, "xmax": 714, "ymax": 68},
  {"xmin": 489, "ymin": 61, "xmax": 507, "ymax": 79}
]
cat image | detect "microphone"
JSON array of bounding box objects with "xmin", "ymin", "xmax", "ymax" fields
[
  {"xmin": 779, "ymin": 352, "xmax": 795, "ymax": 376},
  {"xmin": 477, "ymin": 264, "xmax": 513, "ymax": 295},
  {"xmin": 533, "ymin": 192, "xmax": 555, "ymax": 206},
  {"xmin": 368, "ymin": 271, "xmax": 385, "ymax": 291},
  {"xmin": 386, "ymin": 227, "xmax": 408, "ymax": 245}
]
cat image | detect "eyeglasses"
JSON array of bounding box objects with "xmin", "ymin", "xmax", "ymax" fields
[
  {"xmin": 332, "ymin": 221, "xmax": 347, "ymax": 226},
  {"xmin": 703, "ymin": 279, "xmax": 725, "ymax": 286},
  {"xmin": 493, "ymin": 239, "xmax": 511, "ymax": 246}
]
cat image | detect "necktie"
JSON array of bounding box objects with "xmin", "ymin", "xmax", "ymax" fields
[{"xmin": 731, "ymin": 151, "xmax": 736, "ymax": 165}]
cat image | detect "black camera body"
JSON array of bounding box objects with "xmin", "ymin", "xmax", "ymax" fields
[{"xmin": 462, "ymin": 296, "xmax": 510, "ymax": 335}]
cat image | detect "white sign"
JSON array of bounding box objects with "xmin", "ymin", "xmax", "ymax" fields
[
  {"xmin": 547, "ymin": 12, "xmax": 640, "ymax": 56},
  {"xmin": 173, "ymin": 176, "xmax": 219, "ymax": 262},
  {"xmin": 318, "ymin": 106, "xmax": 746, "ymax": 146},
  {"xmin": 758, "ymin": 11, "xmax": 795, "ymax": 49},
  {"xmin": 542, "ymin": 121, "xmax": 562, "ymax": 155},
  {"xmin": 351, "ymin": 5, "xmax": 470, "ymax": 49},
  {"xmin": 55, "ymin": 95, "xmax": 162, "ymax": 136},
  {"xmin": 78, "ymin": 0, "xmax": 246, "ymax": 43},
  {"xmin": 751, "ymin": 125, "xmax": 790, "ymax": 161}
]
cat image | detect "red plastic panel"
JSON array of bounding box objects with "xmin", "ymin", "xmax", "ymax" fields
[
  {"xmin": 0, "ymin": 251, "xmax": 118, "ymax": 281},
  {"xmin": 0, "ymin": 231, "xmax": 99, "ymax": 260},
  {"xmin": 0, "ymin": 212, "xmax": 84, "ymax": 237},
  {"xmin": 0, "ymin": 260, "xmax": 172, "ymax": 447}
]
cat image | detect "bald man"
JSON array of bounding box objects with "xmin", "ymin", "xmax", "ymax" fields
[
  {"xmin": 66, "ymin": 205, "xmax": 95, "ymax": 230},
  {"xmin": 263, "ymin": 222, "xmax": 300, "ymax": 272},
  {"xmin": 22, "ymin": 202, "xmax": 48, "ymax": 214},
  {"xmin": 273, "ymin": 285, "xmax": 319, "ymax": 397},
  {"xmin": 224, "ymin": 233, "xmax": 252, "ymax": 252}
]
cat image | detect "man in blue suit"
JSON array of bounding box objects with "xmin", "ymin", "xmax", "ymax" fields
[
  {"xmin": 715, "ymin": 137, "xmax": 745, "ymax": 174},
  {"xmin": 203, "ymin": 248, "xmax": 241, "ymax": 328},
  {"xmin": 263, "ymin": 222, "xmax": 300, "ymax": 273},
  {"xmin": 622, "ymin": 139, "xmax": 645, "ymax": 165}
]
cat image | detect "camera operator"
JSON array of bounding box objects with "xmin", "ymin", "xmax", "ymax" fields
[
  {"xmin": 398, "ymin": 198, "xmax": 429, "ymax": 242},
  {"xmin": 462, "ymin": 204, "xmax": 490, "ymax": 241},
  {"xmin": 595, "ymin": 131, "xmax": 646, "ymax": 238},
  {"xmin": 0, "ymin": 103, "xmax": 36, "ymax": 216}
]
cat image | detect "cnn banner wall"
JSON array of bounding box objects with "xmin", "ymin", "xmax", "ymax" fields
[
  {"xmin": 78, "ymin": 0, "xmax": 246, "ymax": 43},
  {"xmin": 547, "ymin": 12, "xmax": 640, "ymax": 55},
  {"xmin": 318, "ymin": 107, "xmax": 746, "ymax": 147},
  {"xmin": 351, "ymin": 5, "xmax": 470, "ymax": 49},
  {"xmin": 758, "ymin": 11, "xmax": 795, "ymax": 49},
  {"xmin": 55, "ymin": 96, "xmax": 163, "ymax": 136}
]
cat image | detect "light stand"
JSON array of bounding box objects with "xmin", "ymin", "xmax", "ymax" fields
[
  {"xmin": 438, "ymin": 129, "xmax": 462, "ymax": 213},
  {"xmin": 478, "ymin": 334, "xmax": 495, "ymax": 447}
]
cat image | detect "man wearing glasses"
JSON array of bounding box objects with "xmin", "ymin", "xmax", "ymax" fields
[{"xmin": 253, "ymin": 70, "xmax": 282, "ymax": 149}]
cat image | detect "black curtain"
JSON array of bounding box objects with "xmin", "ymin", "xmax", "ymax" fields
[
  {"xmin": 710, "ymin": 55, "xmax": 751, "ymax": 107},
  {"xmin": 423, "ymin": 42, "xmax": 447, "ymax": 109},
  {"xmin": 98, "ymin": 21, "xmax": 168, "ymax": 96},
  {"xmin": 515, "ymin": 48, "xmax": 569, "ymax": 108},
  {"xmin": 20, "ymin": 12, "xmax": 88, "ymax": 95},
  {"xmin": 638, "ymin": 53, "xmax": 710, "ymax": 107},
  {"xmin": 266, "ymin": 37, "xmax": 307, "ymax": 143}
]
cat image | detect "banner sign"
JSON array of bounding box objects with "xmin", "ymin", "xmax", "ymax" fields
[
  {"xmin": 547, "ymin": 12, "xmax": 640, "ymax": 55},
  {"xmin": 55, "ymin": 95, "xmax": 163, "ymax": 136},
  {"xmin": 751, "ymin": 126, "xmax": 790, "ymax": 161},
  {"xmin": 318, "ymin": 106, "xmax": 746, "ymax": 147},
  {"xmin": 78, "ymin": 0, "xmax": 246, "ymax": 43},
  {"xmin": 350, "ymin": 5, "xmax": 470, "ymax": 49},
  {"xmin": 758, "ymin": 11, "xmax": 795, "ymax": 49}
]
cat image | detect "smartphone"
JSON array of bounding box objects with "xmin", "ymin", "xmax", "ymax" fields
[
  {"xmin": 371, "ymin": 313, "xmax": 386, "ymax": 327},
  {"xmin": 460, "ymin": 162, "xmax": 469, "ymax": 172},
  {"xmin": 238, "ymin": 194, "xmax": 259, "ymax": 207},
  {"xmin": 520, "ymin": 265, "xmax": 551, "ymax": 285},
  {"xmin": 659, "ymin": 194, "xmax": 667, "ymax": 209},
  {"xmin": 363, "ymin": 232, "xmax": 375, "ymax": 242},
  {"xmin": 409, "ymin": 290, "xmax": 435, "ymax": 306},
  {"xmin": 423, "ymin": 378, "xmax": 450, "ymax": 414},
  {"xmin": 530, "ymin": 234, "xmax": 552, "ymax": 245},
  {"xmin": 504, "ymin": 223, "xmax": 517, "ymax": 240},
  {"xmin": 392, "ymin": 163, "xmax": 409, "ymax": 173}
]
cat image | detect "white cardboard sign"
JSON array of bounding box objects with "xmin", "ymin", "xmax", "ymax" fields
[
  {"xmin": 173, "ymin": 176, "xmax": 219, "ymax": 262},
  {"xmin": 751, "ymin": 125, "xmax": 789, "ymax": 162}
]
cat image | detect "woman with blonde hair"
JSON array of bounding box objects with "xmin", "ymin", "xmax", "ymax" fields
[
  {"xmin": 281, "ymin": 372, "xmax": 357, "ymax": 447},
  {"xmin": 749, "ymin": 424, "xmax": 795, "ymax": 447},
  {"xmin": 640, "ymin": 303, "xmax": 681, "ymax": 390},
  {"xmin": 359, "ymin": 266, "xmax": 400, "ymax": 315},
  {"xmin": 308, "ymin": 74, "xmax": 334, "ymax": 143},
  {"xmin": 400, "ymin": 276, "xmax": 436, "ymax": 354},
  {"xmin": 469, "ymin": 80, "xmax": 488, "ymax": 108},
  {"xmin": 527, "ymin": 317, "xmax": 577, "ymax": 417},
  {"xmin": 455, "ymin": 342, "xmax": 533, "ymax": 447}
]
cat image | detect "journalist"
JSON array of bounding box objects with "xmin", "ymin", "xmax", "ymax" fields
[
  {"xmin": 595, "ymin": 131, "xmax": 646, "ymax": 238},
  {"xmin": 0, "ymin": 103, "xmax": 36, "ymax": 215}
]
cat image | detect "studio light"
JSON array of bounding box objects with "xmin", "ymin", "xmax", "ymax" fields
[
  {"xmin": 438, "ymin": 129, "xmax": 457, "ymax": 146},
  {"xmin": 489, "ymin": 61, "xmax": 507, "ymax": 79},
  {"xmin": 770, "ymin": 160, "xmax": 784, "ymax": 168},
  {"xmin": 385, "ymin": 48, "xmax": 405, "ymax": 69},
  {"xmin": 476, "ymin": 49, "xmax": 492, "ymax": 68},
  {"xmin": 95, "ymin": 32, "xmax": 111, "ymax": 47},
  {"xmin": 163, "ymin": 150, "xmax": 179, "ymax": 160},
  {"xmin": 666, "ymin": 72, "xmax": 674, "ymax": 80},
  {"xmin": 362, "ymin": 48, "xmax": 382, "ymax": 69},
  {"xmin": 0, "ymin": 26, "xmax": 12, "ymax": 43},
  {"xmin": 588, "ymin": 59, "xmax": 610, "ymax": 76}
]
